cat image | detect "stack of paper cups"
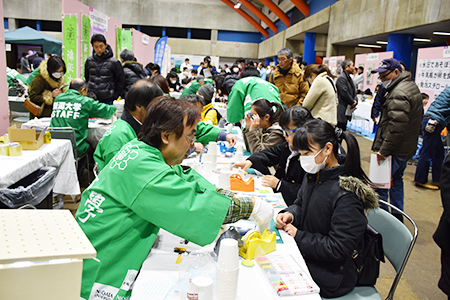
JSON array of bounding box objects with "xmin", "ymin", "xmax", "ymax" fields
[
  {"xmin": 187, "ymin": 274, "xmax": 214, "ymax": 300},
  {"xmin": 218, "ymin": 166, "xmax": 231, "ymax": 189},
  {"xmin": 216, "ymin": 238, "xmax": 239, "ymax": 300},
  {"xmin": 208, "ymin": 142, "xmax": 217, "ymax": 156},
  {"xmin": 202, "ymin": 161, "xmax": 214, "ymax": 175}
]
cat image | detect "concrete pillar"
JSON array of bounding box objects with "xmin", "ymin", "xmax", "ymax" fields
[
  {"xmin": 285, "ymin": 39, "xmax": 302, "ymax": 57},
  {"xmin": 210, "ymin": 29, "xmax": 218, "ymax": 55},
  {"xmin": 8, "ymin": 18, "xmax": 17, "ymax": 31},
  {"xmin": 162, "ymin": 27, "xmax": 166, "ymax": 36},
  {"xmin": 3, "ymin": 18, "xmax": 8, "ymax": 30},
  {"xmin": 187, "ymin": 28, "xmax": 191, "ymax": 39},
  {"xmin": 303, "ymin": 32, "xmax": 316, "ymax": 65},
  {"xmin": 137, "ymin": 25, "xmax": 141, "ymax": 32},
  {"xmin": 265, "ymin": 57, "xmax": 272, "ymax": 65},
  {"xmin": 36, "ymin": 20, "xmax": 41, "ymax": 31},
  {"xmin": 387, "ymin": 34, "xmax": 414, "ymax": 68}
]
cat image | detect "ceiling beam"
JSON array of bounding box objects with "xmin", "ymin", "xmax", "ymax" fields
[
  {"xmin": 239, "ymin": 0, "xmax": 278, "ymax": 34},
  {"xmin": 221, "ymin": 0, "xmax": 269, "ymax": 38},
  {"xmin": 259, "ymin": 0, "xmax": 290, "ymax": 27},
  {"xmin": 290, "ymin": 0, "xmax": 310, "ymax": 17}
]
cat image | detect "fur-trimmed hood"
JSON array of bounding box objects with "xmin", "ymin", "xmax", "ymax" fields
[
  {"xmin": 38, "ymin": 59, "xmax": 65, "ymax": 89},
  {"xmin": 339, "ymin": 176, "xmax": 379, "ymax": 212}
]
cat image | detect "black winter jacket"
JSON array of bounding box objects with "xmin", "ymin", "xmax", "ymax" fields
[
  {"xmin": 282, "ymin": 166, "xmax": 378, "ymax": 298},
  {"xmin": 85, "ymin": 45, "xmax": 125, "ymax": 103},
  {"xmin": 434, "ymin": 153, "xmax": 450, "ymax": 252},
  {"xmin": 372, "ymin": 72, "xmax": 423, "ymax": 157},
  {"xmin": 247, "ymin": 142, "xmax": 305, "ymax": 206},
  {"xmin": 123, "ymin": 61, "xmax": 146, "ymax": 94}
]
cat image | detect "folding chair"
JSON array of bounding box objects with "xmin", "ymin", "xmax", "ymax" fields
[
  {"xmin": 48, "ymin": 127, "xmax": 90, "ymax": 183},
  {"xmin": 322, "ymin": 200, "xmax": 418, "ymax": 300},
  {"xmin": 9, "ymin": 98, "xmax": 30, "ymax": 123}
]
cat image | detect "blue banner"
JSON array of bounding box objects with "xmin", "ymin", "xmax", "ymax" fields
[{"xmin": 154, "ymin": 36, "xmax": 168, "ymax": 68}]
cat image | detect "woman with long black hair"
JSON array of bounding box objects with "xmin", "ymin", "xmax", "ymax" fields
[{"xmin": 275, "ymin": 119, "xmax": 378, "ymax": 298}]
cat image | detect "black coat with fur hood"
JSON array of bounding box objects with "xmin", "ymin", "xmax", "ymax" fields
[
  {"xmin": 282, "ymin": 165, "xmax": 378, "ymax": 298},
  {"xmin": 29, "ymin": 59, "xmax": 65, "ymax": 117}
]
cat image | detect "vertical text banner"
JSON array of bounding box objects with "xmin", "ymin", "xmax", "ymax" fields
[
  {"xmin": 122, "ymin": 29, "xmax": 133, "ymax": 51},
  {"xmin": 116, "ymin": 27, "xmax": 122, "ymax": 59},
  {"xmin": 81, "ymin": 15, "xmax": 91, "ymax": 79},
  {"xmin": 63, "ymin": 16, "xmax": 78, "ymax": 84},
  {"xmin": 154, "ymin": 36, "xmax": 168, "ymax": 67}
]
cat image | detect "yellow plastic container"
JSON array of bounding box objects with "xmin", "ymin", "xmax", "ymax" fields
[
  {"xmin": 8, "ymin": 143, "xmax": 22, "ymax": 156},
  {"xmin": 239, "ymin": 229, "xmax": 276, "ymax": 259}
]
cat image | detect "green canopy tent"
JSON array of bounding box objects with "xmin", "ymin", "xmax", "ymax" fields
[{"xmin": 5, "ymin": 26, "xmax": 62, "ymax": 55}]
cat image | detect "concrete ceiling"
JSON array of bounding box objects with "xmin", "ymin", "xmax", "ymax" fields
[
  {"xmin": 336, "ymin": 20, "xmax": 450, "ymax": 48},
  {"xmin": 287, "ymin": 23, "xmax": 329, "ymax": 40}
]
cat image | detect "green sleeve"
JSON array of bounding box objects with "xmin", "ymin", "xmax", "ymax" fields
[
  {"xmin": 227, "ymin": 84, "xmax": 245, "ymax": 123},
  {"xmin": 87, "ymin": 97, "xmax": 117, "ymax": 119},
  {"xmin": 27, "ymin": 68, "xmax": 40, "ymax": 86},
  {"xmin": 130, "ymin": 165, "xmax": 231, "ymax": 246},
  {"xmin": 195, "ymin": 121, "xmax": 221, "ymax": 145}
]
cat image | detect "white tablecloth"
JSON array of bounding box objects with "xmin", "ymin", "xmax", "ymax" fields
[
  {"xmin": 21, "ymin": 117, "xmax": 111, "ymax": 148},
  {"xmin": 131, "ymin": 146, "xmax": 320, "ymax": 300},
  {"xmin": 0, "ymin": 139, "xmax": 80, "ymax": 196},
  {"xmin": 169, "ymin": 91, "xmax": 182, "ymax": 99},
  {"xmin": 348, "ymin": 100, "xmax": 375, "ymax": 137}
]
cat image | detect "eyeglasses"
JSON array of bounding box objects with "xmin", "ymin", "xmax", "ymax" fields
[
  {"xmin": 183, "ymin": 133, "xmax": 196, "ymax": 146},
  {"xmin": 379, "ymin": 70, "xmax": 393, "ymax": 80},
  {"xmin": 278, "ymin": 56, "xmax": 289, "ymax": 62},
  {"xmin": 282, "ymin": 128, "xmax": 298, "ymax": 136}
]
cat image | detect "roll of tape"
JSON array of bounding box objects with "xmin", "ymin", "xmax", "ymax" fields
[{"xmin": 241, "ymin": 229, "xmax": 260, "ymax": 250}]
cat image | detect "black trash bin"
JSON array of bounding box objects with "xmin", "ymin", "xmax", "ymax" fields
[{"xmin": 0, "ymin": 167, "xmax": 57, "ymax": 209}]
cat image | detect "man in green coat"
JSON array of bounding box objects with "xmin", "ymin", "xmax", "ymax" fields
[
  {"xmin": 180, "ymin": 75, "xmax": 213, "ymax": 98},
  {"xmin": 50, "ymin": 78, "xmax": 116, "ymax": 157},
  {"xmin": 226, "ymin": 66, "xmax": 282, "ymax": 124},
  {"xmin": 93, "ymin": 80, "xmax": 163, "ymax": 170},
  {"xmin": 94, "ymin": 82, "xmax": 237, "ymax": 170},
  {"xmin": 77, "ymin": 96, "xmax": 273, "ymax": 300}
]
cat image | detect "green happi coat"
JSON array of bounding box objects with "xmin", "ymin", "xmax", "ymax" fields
[
  {"xmin": 227, "ymin": 76, "xmax": 281, "ymax": 123},
  {"xmin": 93, "ymin": 119, "xmax": 137, "ymax": 170},
  {"xmin": 50, "ymin": 89, "xmax": 116, "ymax": 156},
  {"xmin": 77, "ymin": 138, "xmax": 232, "ymax": 300}
]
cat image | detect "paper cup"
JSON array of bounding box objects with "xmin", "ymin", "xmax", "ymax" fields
[
  {"xmin": 215, "ymin": 266, "xmax": 239, "ymax": 300},
  {"xmin": 226, "ymin": 124, "xmax": 233, "ymax": 133},
  {"xmin": 202, "ymin": 161, "xmax": 214, "ymax": 175},
  {"xmin": 218, "ymin": 170, "xmax": 231, "ymax": 190},
  {"xmin": 208, "ymin": 142, "xmax": 217, "ymax": 155},
  {"xmin": 217, "ymin": 238, "xmax": 239, "ymax": 270},
  {"xmin": 187, "ymin": 274, "xmax": 214, "ymax": 300},
  {"xmin": 236, "ymin": 144, "xmax": 244, "ymax": 154},
  {"xmin": 234, "ymin": 152, "xmax": 243, "ymax": 162}
]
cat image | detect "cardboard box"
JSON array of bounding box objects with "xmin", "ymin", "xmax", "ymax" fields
[{"xmin": 7, "ymin": 124, "xmax": 45, "ymax": 150}]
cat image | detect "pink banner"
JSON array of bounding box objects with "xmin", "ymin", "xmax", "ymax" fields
[
  {"xmin": 416, "ymin": 46, "xmax": 450, "ymax": 110},
  {"xmin": 354, "ymin": 51, "xmax": 394, "ymax": 94},
  {"xmin": 131, "ymin": 29, "xmax": 155, "ymax": 67},
  {"xmin": 0, "ymin": 0, "xmax": 9, "ymax": 135}
]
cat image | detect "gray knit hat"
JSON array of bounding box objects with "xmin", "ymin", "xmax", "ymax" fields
[{"xmin": 198, "ymin": 83, "xmax": 214, "ymax": 103}]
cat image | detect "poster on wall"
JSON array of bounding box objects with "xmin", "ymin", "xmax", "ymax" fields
[
  {"xmin": 355, "ymin": 51, "xmax": 394, "ymax": 93},
  {"xmin": 416, "ymin": 46, "xmax": 450, "ymax": 110},
  {"xmin": 89, "ymin": 7, "xmax": 108, "ymax": 31},
  {"xmin": 323, "ymin": 56, "xmax": 345, "ymax": 76},
  {"xmin": 81, "ymin": 15, "xmax": 90, "ymax": 78},
  {"xmin": 63, "ymin": 15, "xmax": 78, "ymax": 84}
]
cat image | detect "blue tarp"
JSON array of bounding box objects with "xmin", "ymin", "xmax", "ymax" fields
[{"xmin": 5, "ymin": 26, "xmax": 62, "ymax": 55}]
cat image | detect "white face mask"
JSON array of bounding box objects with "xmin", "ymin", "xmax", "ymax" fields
[
  {"xmin": 233, "ymin": 68, "xmax": 239, "ymax": 73},
  {"xmin": 52, "ymin": 72, "xmax": 63, "ymax": 79},
  {"xmin": 382, "ymin": 79, "xmax": 392, "ymax": 88},
  {"xmin": 300, "ymin": 148, "xmax": 328, "ymax": 174},
  {"xmin": 171, "ymin": 80, "xmax": 176, "ymax": 84}
]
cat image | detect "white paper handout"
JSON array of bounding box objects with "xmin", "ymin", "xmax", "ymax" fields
[{"xmin": 369, "ymin": 154, "xmax": 391, "ymax": 189}]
